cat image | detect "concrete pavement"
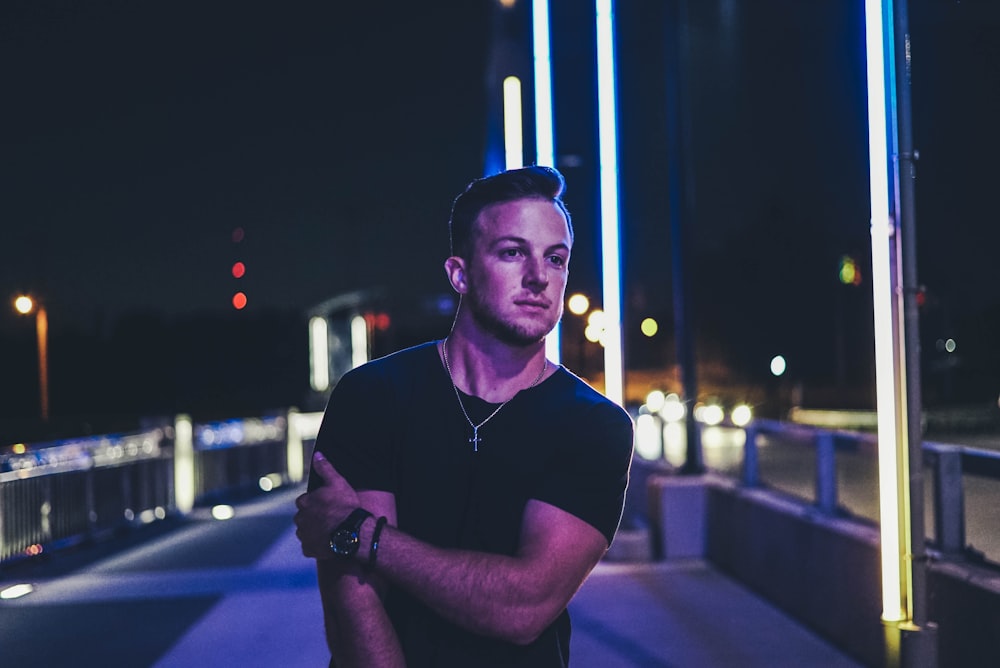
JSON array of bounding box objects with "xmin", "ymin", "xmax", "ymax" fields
[{"xmin": 0, "ymin": 485, "xmax": 864, "ymax": 667}]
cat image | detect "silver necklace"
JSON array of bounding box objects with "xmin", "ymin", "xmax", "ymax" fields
[{"xmin": 441, "ymin": 339, "xmax": 547, "ymax": 452}]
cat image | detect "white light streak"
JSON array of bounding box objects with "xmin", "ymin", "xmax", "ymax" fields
[
  {"xmin": 309, "ymin": 317, "xmax": 330, "ymax": 392},
  {"xmin": 350, "ymin": 315, "xmax": 369, "ymax": 369},
  {"xmin": 595, "ymin": 0, "xmax": 624, "ymax": 406},
  {"xmin": 503, "ymin": 76, "xmax": 524, "ymax": 170},
  {"xmin": 533, "ymin": 0, "xmax": 561, "ymax": 365},
  {"xmin": 173, "ymin": 414, "xmax": 195, "ymax": 515},
  {"xmin": 865, "ymin": 0, "xmax": 904, "ymax": 623}
]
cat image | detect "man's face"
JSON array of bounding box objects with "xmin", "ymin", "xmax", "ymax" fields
[{"xmin": 461, "ymin": 197, "xmax": 572, "ymax": 346}]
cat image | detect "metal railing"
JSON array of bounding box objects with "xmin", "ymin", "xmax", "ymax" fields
[
  {"xmin": 743, "ymin": 418, "xmax": 1000, "ymax": 561},
  {"xmin": 0, "ymin": 410, "xmax": 322, "ymax": 567},
  {"xmin": 5, "ymin": 410, "xmax": 997, "ymax": 568}
]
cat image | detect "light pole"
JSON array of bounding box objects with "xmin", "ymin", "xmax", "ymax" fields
[{"xmin": 14, "ymin": 295, "xmax": 49, "ymax": 421}]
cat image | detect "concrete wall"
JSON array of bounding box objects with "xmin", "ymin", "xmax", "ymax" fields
[
  {"xmin": 702, "ymin": 476, "xmax": 885, "ymax": 667},
  {"xmin": 926, "ymin": 560, "xmax": 1000, "ymax": 668},
  {"xmin": 668, "ymin": 473, "xmax": 1000, "ymax": 668}
]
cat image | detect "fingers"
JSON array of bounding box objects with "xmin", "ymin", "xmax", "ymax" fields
[{"xmin": 311, "ymin": 450, "xmax": 339, "ymax": 484}]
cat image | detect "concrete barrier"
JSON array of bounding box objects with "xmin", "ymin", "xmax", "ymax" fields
[
  {"xmin": 644, "ymin": 471, "xmax": 1000, "ymax": 668},
  {"xmin": 648, "ymin": 474, "xmax": 708, "ymax": 559}
]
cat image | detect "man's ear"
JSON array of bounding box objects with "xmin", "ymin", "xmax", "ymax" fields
[{"xmin": 444, "ymin": 256, "xmax": 468, "ymax": 294}]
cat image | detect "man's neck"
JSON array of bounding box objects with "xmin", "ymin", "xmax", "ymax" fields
[{"xmin": 442, "ymin": 326, "xmax": 548, "ymax": 403}]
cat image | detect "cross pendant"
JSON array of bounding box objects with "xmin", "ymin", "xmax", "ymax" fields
[{"xmin": 470, "ymin": 426, "xmax": 482, "ymax": 452}]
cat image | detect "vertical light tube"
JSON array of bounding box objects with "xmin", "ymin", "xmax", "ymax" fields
[
  {"xmin": 503, "ymin": 76, "xmax": 524, "ymax": 170},
  {"xmin": 173, "ymin": 414, "xmax": 195, "ymax": 515},
  {"xmin": 286, "ymin": 408, "xmax": 304, "ymax": 484},
  {"xmin": 533, "ymin": 0, "xmax": 562, "ymax": 364},
  {"xmin": 864, "ymin": 0, "xmax": 904, "ymax": 623},
  {"xmin": 309, "ymin": 316, "xmax": 330, "ymax": 392},
  {"xmin": 351, "ymin": 314, "xmax": 369, "ymax": 369},
  {"xmin": 532, "ymin": 0, "xmax": 555, "ymax": 168},
  {"xmin": 595, "ymin": 0, "xmax": 624, "ymax": 406}
]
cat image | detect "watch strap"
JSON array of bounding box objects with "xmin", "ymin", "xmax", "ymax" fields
[{"xmin": 339, "ymin": 508, "xmax": 372, "ymax": 533}]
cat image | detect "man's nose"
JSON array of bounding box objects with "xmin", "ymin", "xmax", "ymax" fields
[{"xmin": 524, "ymin": 258, "xmax": 549, "ymax": 290}]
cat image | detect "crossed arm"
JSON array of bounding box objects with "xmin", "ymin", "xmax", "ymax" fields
[
  {"xmin": 312, "ymin": 489, "xmax": 402, "ymax": 668},
  {"xmin": 295, "ymin": 451, "xmax": 609, "ymax": 660}
]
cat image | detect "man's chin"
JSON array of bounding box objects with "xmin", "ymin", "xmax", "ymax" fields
[
  {"xmin": 480, "ymin": 318, "xmax": 553, "ymax": 347},
  {"xmin": 495, "ymin": 328, "xmax": 548, "ymax": 348}
]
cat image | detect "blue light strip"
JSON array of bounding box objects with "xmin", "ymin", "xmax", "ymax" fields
[
  {"xmin": 533, "ymin": 0, "xmax": 561, "ymax": 364},
  {"xmin": 595, "ymin": 0, "xmax": 624, "ymax": 405}
]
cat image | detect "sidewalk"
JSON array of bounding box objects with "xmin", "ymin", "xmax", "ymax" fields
[{"xmin": 0, "ymin": 486, "xmax": 863, "ymax": 667}]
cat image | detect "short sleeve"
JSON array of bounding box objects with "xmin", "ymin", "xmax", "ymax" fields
[
  {"xmin": 308, "ymin": 365, "xmax": 396, "ymax": 494},
  {"xmin": 532, "ymin": 401, "xmax": 634, "ymax": 545}
]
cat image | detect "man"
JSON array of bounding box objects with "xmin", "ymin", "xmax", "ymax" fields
[{"xmin": 294, "ymin": 166, "xmax": 634, "ymax": 667}]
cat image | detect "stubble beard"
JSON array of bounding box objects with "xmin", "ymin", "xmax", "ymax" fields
[{"xmin": 466, "ymin": 290, "xmax": 562, "ymax": 348}]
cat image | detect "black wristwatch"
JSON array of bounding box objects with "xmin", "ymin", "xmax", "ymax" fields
[{"xmin": 329, "ymin": 508, "xmax": 373, "ymax": 558}]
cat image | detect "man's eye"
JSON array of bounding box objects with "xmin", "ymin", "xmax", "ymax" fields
[
  {"xmin": 501, "ymin": 248, "xmax": 522, "ymax": 258},
  {"xmin": 548, "ymin": 255, "xmax": 566, "ymax": 266}
]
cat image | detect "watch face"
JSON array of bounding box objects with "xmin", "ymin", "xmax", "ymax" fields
[{"xmin": 330, "ymin": 529, "xmax": 359, "ymax": 557}]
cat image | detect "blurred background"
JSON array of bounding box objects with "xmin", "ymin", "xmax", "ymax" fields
[{"xmin": 1, "ymin": 0, "xmax": 998, "ymax": 444}]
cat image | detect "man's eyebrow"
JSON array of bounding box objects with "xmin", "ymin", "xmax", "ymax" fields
[
  {"xmin": 489, "ymin": 235, "xmax": 529, "ymax": 247},
  {"xmin": 488, "ymin": 236, "xmax": 570, "ymax": 253}
]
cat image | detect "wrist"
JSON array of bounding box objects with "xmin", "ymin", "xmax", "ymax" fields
[
  {"xmin": 328, "ymin": 508, "xmax": 372, "ymax": 558},
  {"xmin": 365, "ymin": 516, "xmax": 389, "ymax": 570},
  {"xmin": 353, "ymin": 514, "xmax": 377, "ymax": 563}
]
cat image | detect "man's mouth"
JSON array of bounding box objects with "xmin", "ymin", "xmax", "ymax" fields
[{"xmin": 515, "ymin": 299, "xmax": 550, "ymax": 310}]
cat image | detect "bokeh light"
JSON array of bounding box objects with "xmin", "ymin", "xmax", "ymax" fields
[
  {"xmin": 770, "ymin": 355, "xmax": 787, "ymax": 377},
  {"xmin": 14, "ymin": 295, "xmax": 33, "ymax": 314},
  {"xmin": 567, "ymin": 293, "xmax": 590, "ymax": 315}
]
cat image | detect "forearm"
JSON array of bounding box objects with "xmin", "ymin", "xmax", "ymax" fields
[
  {"xmin": 351, "ymin": 498, "xmax": 610, "ymax": 645},
  {"xmin": 377, "ymin": 529, "xmax": 552, "ymax": 644},
  {"xmin": 317, "ymin": 561, "xmax": 404, "ymax": 668}
]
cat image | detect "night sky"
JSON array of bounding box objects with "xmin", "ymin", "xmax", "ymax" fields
[
  {"xmin": 2, "ymin": 1, "xmax": 1000, "ymax": 417},
  {"xmin": 2, "ymin": 2, "xmax": 492, "ymax": 325}
]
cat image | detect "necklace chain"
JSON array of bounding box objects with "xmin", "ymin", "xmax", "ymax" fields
[{"xmin": 441, "ymin": 338, "xmax": 547, "ymax": 452}]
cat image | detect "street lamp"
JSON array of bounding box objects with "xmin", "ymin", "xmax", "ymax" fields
[{"xmin": 13, "ymin": 295, "xmax": 49, "ymax": 421}]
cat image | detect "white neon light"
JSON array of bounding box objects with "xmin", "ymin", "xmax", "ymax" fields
[
  {"xmin": 309, "ymin": 316, "xmax": 330, "ymax": 392},
  {"xmin": 286, "ymin": 408, "xmax": 305, "ymax": 484},
  {"xmin": 503, "ymin": 76, "xmax": 524, "ymax": 170},
  {"xmin": 596, "ymin": 0, "xmax": 624, "ymax": 406},
  {"xmin": 533, "ymin": 0, "xmax": 561, "ymax": 365},
  {"xmin": 173, "ymin": 414, "xmax": 195, "ymax": 515},
  {"xmin": 533, "ymin": 0, "xmax": 555, "ymax": 168},
  {"xmin": 864, "ymin": 0, "xmax": 904, "ymax": 623},
  {"xmin": 351, "ymin": 315, "xmax": 369, "ymax": 369}
]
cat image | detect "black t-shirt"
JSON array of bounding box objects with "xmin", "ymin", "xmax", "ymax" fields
[{"xmin": 311, "ymin": 342, "xmax": 634, "ymax": 667}]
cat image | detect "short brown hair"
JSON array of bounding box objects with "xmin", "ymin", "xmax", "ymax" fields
[{"xmin": 448, "ymin": 166, "xmax": 573, "ymax": 259}]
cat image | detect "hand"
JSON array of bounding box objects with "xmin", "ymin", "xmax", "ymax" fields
[{"xmin": 294, "ymin": 451, "xmax": 363, "ymax": 559}]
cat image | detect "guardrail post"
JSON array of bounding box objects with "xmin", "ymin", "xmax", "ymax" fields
[
  {"xmin": 815, "ymin": 431, "xmax": 838, "ymax": 515},
  {"xmin": 933, "ymin": 446, "xmax": 964, "ymax": 556},
  {"xmin": 742, "ymin": 423, "xmax": 760, "ymax": 487}
]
